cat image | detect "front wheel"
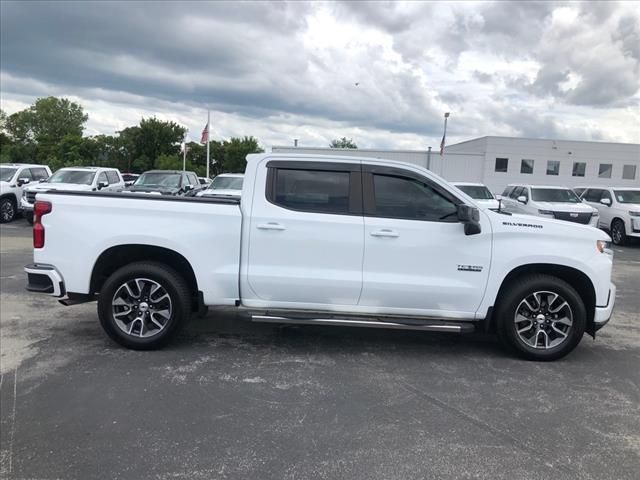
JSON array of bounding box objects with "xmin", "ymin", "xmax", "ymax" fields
[
  {"xmin": 611, "ymin": 219, "xmax": 626, "ymax": 246},
  {"xmin": 0, "ymin": 197, "xmax": 16, "ymax": 223},
  {"xmin": 97, "ymin": 262, "xmax": 192, "ymax": 350},
  {"xmin": 496, "ymin": 275, "xmax": 586, "ymax": 361}
]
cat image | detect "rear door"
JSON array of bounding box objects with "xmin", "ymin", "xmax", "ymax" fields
[
  {"xmin": 246, "ymin": 160, "xmax": 364, "ymax": 306},
  {"xmin": 359, "ymin": 165, "xmax": 491, "ymax": 317}
]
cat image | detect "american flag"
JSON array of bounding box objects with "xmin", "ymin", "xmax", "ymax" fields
[{"xmin": 200, "ymin": 122, "xmax": 209, "ymax": 144}]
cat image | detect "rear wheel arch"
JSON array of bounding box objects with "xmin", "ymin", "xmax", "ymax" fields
[
  {"xmin": 491, "ymin": 263, "xmax": 596, "ymax": 337},
  {"xmin": 90, "ymin": 244, "xmax": 199, "ymax": 308}
]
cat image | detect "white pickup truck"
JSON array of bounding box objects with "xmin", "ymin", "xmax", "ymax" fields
[{"xmin": 24, "ymin": 154, "xmax": 616, "ymax": 360}]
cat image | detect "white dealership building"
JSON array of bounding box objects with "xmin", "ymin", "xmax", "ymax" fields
[{"xmin": 273, "ymin": 136, "xmax": 640, "ymax": 194}]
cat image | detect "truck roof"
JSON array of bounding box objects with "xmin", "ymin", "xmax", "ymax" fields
[
  {"xmin": 0, "ymin": 163, "xmax": 44, "ymax": 168},
  {"xmin": 59, "ymin": 166, "xmax": 116, "ymax": 171},
  {"xmin": 142, "ymin": 170, "xmax": 195, "ymax": 174}
]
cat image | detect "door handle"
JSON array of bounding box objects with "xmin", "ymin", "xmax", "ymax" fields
[
  {"xmin": 370, "ymin": 229, "xmax": 399, "ymax": 238},
  {"xmin": 257, "ymin": 222, "xmax": 286, "ymax": 231}
]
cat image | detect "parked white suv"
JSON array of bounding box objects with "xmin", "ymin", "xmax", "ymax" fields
[
  {"xmin": 501, "ymin": 185, "xmax": 598, "ymax": 227},
  {"xmin": 0, "ymin": 163, "xmax": 52, "ymax": 223},
  {"xmin": 452, "ymin": 183, "xmax": 500, "ymax": 211},
  {"xmin": 21, "ymin": 167, "xmax": 124, "ymax": 224},
  {"xmin": 581, "ymin": 187, "xmax": 640, "ymax": 245},
  {"xmin": 196, "ymin": 173, "xmax": 244, "ymax": 199}
]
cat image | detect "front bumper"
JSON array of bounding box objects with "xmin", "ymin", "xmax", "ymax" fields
[
  {"xmin": 20, "ymin": 197, "xmax": 34, "ymax": 212},
  {"xmin": 24, "ymin": 263, "xmax": 65, "ymax": 297},
  {"xmin": 594, "ymin": 282, "xmax": 616, "ymax": 331}
]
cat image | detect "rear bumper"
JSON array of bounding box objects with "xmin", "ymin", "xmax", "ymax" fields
[
  {"xmin": 594, "ymin": 282, "xmax": 616, "ymax": 331},
  {"xmin": 24, "ymin": 263, "xmax": 65, "ymax": 297}
]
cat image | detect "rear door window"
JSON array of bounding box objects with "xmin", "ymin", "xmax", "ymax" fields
[
  {"xmin": 30, "ymin": 168, "xmax": 49, "ymax": 180},
  {"xmin": 584, "ymin": 189, "xmax": 603, "ymax": 202},
  {"xmin": 270, "ymin": 169, "xmax": 351, "ymax": 215},
  {"xmin": 106, "ymin": 171, "xmax": 120, "ymax": 184}
]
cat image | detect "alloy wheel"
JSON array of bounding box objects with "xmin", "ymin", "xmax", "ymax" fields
[
  {"xmin": 611, "ymin": 222, "xmax": 623, "ymax": 244},
  {"xmin": 111, "ymin": 278, "xmax": 172, "ymax": 338},
  {"xmin": 514, "ymin": 291, "xmax": 573, "ymax": 349},
  {"xmin": 1, "ymin": 200, "xmax": 15, "ymax": 222}
]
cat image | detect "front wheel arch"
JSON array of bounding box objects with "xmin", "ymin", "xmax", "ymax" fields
[{"xmin": 489, "ymin": 264, "xmax": 596, "ymax": 337}]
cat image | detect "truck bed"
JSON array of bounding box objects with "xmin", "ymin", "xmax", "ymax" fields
[{"xmin": 33, "ymin": 190, "xmax": 242, "ymax": 305}]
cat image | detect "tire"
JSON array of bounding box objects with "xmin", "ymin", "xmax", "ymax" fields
[
  {"xmin": 496, "ymin": 274, "xmax": 586, "ymax": 361},
  {"xmin": 25, "ymin": 211, "xmax": 34, "ymax": 225},
  {"xmin": 97, "ymin": 261, "xmax": 192, "ymax": 350},
  {"xmin": 0, "ymin": 197, "xmax": 16, "ymax": 223},
  {"xmin": 611, "ymin": 218, "xmax": 626, "ymax": 246}
]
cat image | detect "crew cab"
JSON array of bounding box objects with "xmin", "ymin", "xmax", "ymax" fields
[
  {"xmin": 501, "ymin": 184, "xmax": 599, "ymax": 226},
  {"xmin": 24, "ymin": 154, "xmax": 616, "ymax": 361},
  {"xmin": 21, "ymin": 167, "xmax": 124, "ymax": 224},
  {"xmin": 125, "ymin": 170, "xmax": 202, "ymax": 196},
  {"xmin": 0, "ymin": 163, "xmax": 51, "ymax": 223},
  {"xmin": 581, "ymin": 187, "xmax": 640, "ymax": 245}
]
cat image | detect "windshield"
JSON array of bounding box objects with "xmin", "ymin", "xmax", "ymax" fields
[
  {"xmin": 614, "ymin": 190, "xmax": 640, "ymax": 204},
  {"xmin": 48, "ymin": 170, "xmax": 96, "ymax": 185},
  {"xmin": 210, "ymin": 176, "xmax": 243, "ymax": 190},
  {"xmin": 456, "ymin": 185, "xmax": 494, "ymax": 200},
  {"xmin": 0, "ymin": 167, "xmax": 18, "ymax": 182},
  {"xmin": 134, "ymin": 172, "xmax": 182, "ymax": 188},
  {"xmin": 531, "ymin": 188, "xmax": 581, "ymax": 203}
]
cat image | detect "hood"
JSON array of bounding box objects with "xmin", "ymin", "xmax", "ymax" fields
[
  {"xmin": 125, "ymin": 185, "xmax": 178, "ymax": 194},
  {"xmin": 533, "ymin": 201, "xmax": 595, "ymax": 212},
  {"xmin": 26, "ymin": 183, "xmax": 93, "ymax": 192},
  {"xmin": 491, "ymin": 211, "xmax": 610, "ymax": 241},
  {"xmin": 197, "ymin": 188, "xmax": 241, "ymax": 198}
]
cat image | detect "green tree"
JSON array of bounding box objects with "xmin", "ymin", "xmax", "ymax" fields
[
  {"xmin": 221, "ymin": 136, "xmax": 263, "ymax": 173},
  {"xmin": 330, "ymin": 137, "xmax": 357, "ymax": 149},
  {"xmin": 135, "ymin": 117, "xmax": 186, "ymax": 170}
]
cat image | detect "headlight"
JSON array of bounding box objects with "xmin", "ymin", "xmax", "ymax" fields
[
  {"xmin": 597, "ymin": 240, "xmax": 613, "ymax": 255},
  {"xmin": 629, "ymin": 211, "xmax": 640, "ymax": 217},
  {"xmin": 538, "ymin": 209, "xmax": 554, "ymax": 216}
]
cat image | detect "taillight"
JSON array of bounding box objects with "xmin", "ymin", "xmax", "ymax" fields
[{"xmin": 33, "ymin": 200, "xmax": 52, "ymax": 249}]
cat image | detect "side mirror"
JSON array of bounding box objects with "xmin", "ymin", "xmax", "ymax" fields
[
  {"xmin": 517, "ymin": 195, "xmax": 527, "ymax": 204},
  {"xmin": 600, "ymin": 198, "xmax": 611, "ymax": 206},
  {"xmin": 184, "ymin": 184, "xmax": 194, "ymax": 191},
  {"xmin": 457, "ymin": 204, "xmax": 481, "ymax": 236},
  {"xmin": 17, "ymin": 178, "xmax": 31, "ymax": 186},
  {"xmin": 97, "ymin": 181, "xmax": 109, "ymax": 190}
]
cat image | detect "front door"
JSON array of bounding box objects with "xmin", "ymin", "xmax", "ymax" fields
[
  {"xmin": 246, "ymin": 160, "xmax": 364, "ymax": 307},
  {"xmin": 359, "ymin": 166, "xmax": 492, "ymax": 318}
]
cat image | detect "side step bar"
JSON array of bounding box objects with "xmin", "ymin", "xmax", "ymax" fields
[{"xmin": 251, "ymin": 315, "xmax": 475, "ymax": 333}]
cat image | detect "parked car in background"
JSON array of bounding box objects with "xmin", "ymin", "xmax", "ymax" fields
[
  {"xmin": 0, "ymin": 163, "xmax": 51, "ymax": 223},
  {"xmin": 581, "ymin": 187, "xmax": 640, "ymax": 245},
  {"xmin": 501, "ymin": 184, "xmax": 599, "ymax": 227},
  {"xmin": 125, "ymin": 170, "xmax": 202, "ymax": 196},
  {"xmin": 25, "ymin": 154, "xmax": 615, "ymax": 361},
  {"xmin": 21, "ymin": 167, "xmax": 124, "ymax": 224},
  {"xmin": 198, "ymin": 177, "xmax": 211, "ymax": 187},
  {"xmin": 196, "ymin": 173, "xmax": 244, "ymax": 199},
  {"xmin": 121, "ymin": 173, "xmax": 140, "ymax": 186},
  {"xmin": 452, "ymin": 182, "xmax": 500, "ymax": 211}
]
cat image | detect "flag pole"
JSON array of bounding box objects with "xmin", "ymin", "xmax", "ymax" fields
[
  {"xmin": 182, "ymin": 133, "xmax": 187, "ymax": 172},
  {"xmin": 440, "ymin": 112, "xmax": 450, "ymax": 156},
  {"xmin": 206, "ymin": 110, "xmax": 211, "ymax": 179}
]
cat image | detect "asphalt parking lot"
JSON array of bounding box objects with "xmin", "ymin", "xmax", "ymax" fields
[{"xmin": 0, "ymin": 218, "xmax": 638, "ymax": 480}]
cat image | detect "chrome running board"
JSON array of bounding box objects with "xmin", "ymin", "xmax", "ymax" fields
[{"xmin": 250, "ymin": 315, "xmax": 475, "ymax": 333}]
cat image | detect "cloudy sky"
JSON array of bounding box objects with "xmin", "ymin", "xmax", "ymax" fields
[{"xmin": 1, "ymin": 1, "xmax": 639, "ymax": 150}]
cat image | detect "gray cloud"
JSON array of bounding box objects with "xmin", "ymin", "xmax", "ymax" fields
[{"xmin": 1, "ymin": 1, "xmax": 638, "ymax": 146}]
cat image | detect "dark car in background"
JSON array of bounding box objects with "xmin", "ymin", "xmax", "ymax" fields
[{"xmin": 124, "ymin": 170, "xmax": 203, "ymax": 196}]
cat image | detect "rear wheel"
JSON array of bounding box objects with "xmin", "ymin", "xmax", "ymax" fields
[
  {"xmin": 97, "ymin": 262, "xmax": 192, "ymax": 350},
  {"xmin": 611, "ymin": 219, "xmax": 626, "ymax": 246},
  {"xmin": 0, "ymin": 197, "xmax": 16, "ymax": 223},
  {"xmin": 496, "ymin": 275, "xmax": 586, "ymax": 361}
]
